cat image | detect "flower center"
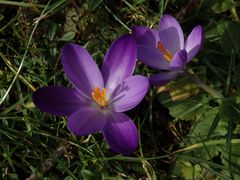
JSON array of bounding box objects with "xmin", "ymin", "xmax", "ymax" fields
[
  {"xmin": 92, "ymin": 87, "xmax": 107, "ymax": 108},
  {"xmin": 157, "ymin": 41, "xmax": 173, "ymax": 62}
]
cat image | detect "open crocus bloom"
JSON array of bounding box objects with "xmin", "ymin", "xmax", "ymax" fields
[
  {"xmin": 33, "ymin": 35, "xmax": 149, "ymax": 154},
  {"xmin": 132, "ymin": 14, "xmax": 204, "ymax": 85}
]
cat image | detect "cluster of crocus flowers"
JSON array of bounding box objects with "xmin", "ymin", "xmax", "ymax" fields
[
  {"xmin": 132, "ymin": 14, "xmax": 204, "ymax": 85},
  {"xmin": 33, "ymin": 14, "xmax": 204, "ymax": 154},
  {"xmin": 33, "ymin": 35, "xmax": 149, "ymax": 154}
]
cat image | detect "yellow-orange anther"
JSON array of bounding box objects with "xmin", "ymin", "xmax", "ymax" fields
[
  {"xmin": 92, "ymin": 87, "xmax": 107, "ymax": 108},
  {"xmin": 157, "ymin": 42, "xmax": 173, "ymax": 62}
]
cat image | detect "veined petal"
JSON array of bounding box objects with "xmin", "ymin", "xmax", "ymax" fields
[
  {"xmin": 61, "ymin": 43, "xmax": 104, "ymax": 98},
  {"xmin": 184, "ymin": 25, "xmax": 204, "ymax": 62},
  {"xmin": 103, "ymin": 113, "xmax": 138, "ymax": 154},
  {"xmin": 68, "ymin": 106, "xmax": 106, "ymax": 136},
  {"xmin": 111, "ymin": 75, "xmax": 149, "ymax": 112},
  {"xmin": 33, "ymin": 86, "xmax": 82, "ymax": 117},
  {"xmin": 169, "ymin": 50, "xmax": 188, "ymax": 71},
  {"xmin": 137, "ymin": 45, "xmax": 169, "ymax": 70},
  {"xmin": 158, "ymin": 14, "xmax": 184, "ymax": 53},
  {"xmin": 132, "ymin": 26, "xmax": 159, "ymax": 47},
  {"xmin": 149, "ymin": 71, "xmax": 179, "ymax": 86},
  {"xmin": 102, "ymin": 35, "xmax": 137, "ymax": 94}
]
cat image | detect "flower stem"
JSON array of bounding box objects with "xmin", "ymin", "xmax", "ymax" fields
[
  {"xmin": 174, "ymin": 139, "xmax": 240, "ymax": 153},
  {"xmin": 184, "ymin": 70, "xmax": 224, "ymax": 99}
]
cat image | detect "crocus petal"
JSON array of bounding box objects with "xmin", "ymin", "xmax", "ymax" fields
[
  {"xmin": 137, "ymin": 45, "xmax": 169, "ymax": 70},
  {"xmin": 103, "ymin": 113, "xmax": 138, "ymax": 154},
  {"xmin": 111, "ymin": 75, "xmax": 149, "ymax": 112},
  {"xmin": 169, "ymin": 50, "xmax": 188, "ymax": 71},
  {"xmin": 149, "ymin": 71, "xmax": 179, "ymax": 86},
  {"xmin": 33, "ymin": 86, "xmax": 82, "ymax": 117},
  {"xmin": 102, "ymin": 35, "xmax": 137, "ymax": 94},
  {"xmin": 132, "ymin": 26, "xmax": 159, "ymax": 47},
  {"xmin": 158, "ymin": 15, "xmax": 184, "ymax": 53},
  {"xmin": 184, "ymin": 25, "xmax": 204, "ymax": 62},
  {"xmin": 68, "ymin": 106, "xmax": 106, "ymax": 136},
  {"xmin": 61, "ymin": 43, "xmax": 104, "ymax": 98}
]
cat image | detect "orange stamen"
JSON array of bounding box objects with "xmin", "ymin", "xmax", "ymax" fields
[
  {"xmin": 92, "ymin": 87, "xmax": 107, "ymax": 108},
  {"xmin": 157, "ymin": 42, "xmax": 173, "ymax": 62}
]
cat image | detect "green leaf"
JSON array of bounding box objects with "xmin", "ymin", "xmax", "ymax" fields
[
  {"xmin": 48, "ymin": 23, "xmax": 58, "ymax": 41},
  {"xmin": 59, "ymin": 31, "xmax": 76, "ymax": 41},
  {"xmin": 207, "ymin": 113, "xmax": 220, "ymax": 139},
  {"xmin": 133, "ymin": 0, "xmax": 146, "ymax": 5},
  {"xmin": 187, "ymin": 109, "xmax": 227, "ymax": 159},
  {"xmin": 206, "ymin": 20, "xmax": 240, "ymax": 54},
  {"xmin": 161, "ymin": 96, "xmax": 211, "ymax": 121},
  {"xmin": 190, "ymin": 108, "xmax": 223, "ymax": 139},
  {"xmin": 222, "ymin": 145, "xmax": 240, "ymax": 179},
  {"xmin": 81, "ymin": 169, "xmax": 101, "ymax": 180},
  {"xmin": 173, "ymin": 160, "xmax": 202, "ymax": 179},
  {"xmin": 219, "ymin": 97, "xmax": 240, "ymax": 122},
  {"xmin": 211, "ymin": 0, "xmax": 236, "ymax": 14}
]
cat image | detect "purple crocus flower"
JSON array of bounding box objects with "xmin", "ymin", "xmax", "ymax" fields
[
  {"xmin": 132, "ymin": 14, "xmax": 204, "ymax": 85},
  {"xmin": 33, "ymin": 35, "xmax": 149, "ymax": 154}
]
